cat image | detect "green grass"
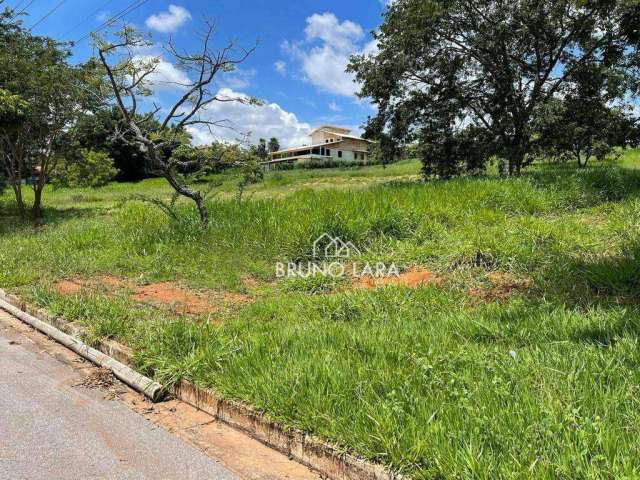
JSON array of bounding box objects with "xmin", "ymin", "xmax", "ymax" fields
[{"xmin": 3, "ymin": 155, "xmax": 640, "ymax": 478}]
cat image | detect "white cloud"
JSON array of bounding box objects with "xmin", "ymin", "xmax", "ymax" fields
[
  {"xmin": 145, "ymin": 5, "xmax": 192, "ymax": 33},
  {"xmin": 283, "ymin": 12, "xmax": 376, "ymax": 98},
  {"xmin": 274, "ymin": 60, "xmax": 287, "ymax": 76},
  {"xmin": 185, "ymin": 88, "xmax": 312, "ymax": 148},
  {"xmin": 328, "ymin": 101, "xmax": 341, "ymax": 112},
  {"xmin": 304, "ymin": 12, "xmax": 363, "ymax": 51},
  {"xmin": 133, "ymin": 55, "xmax": 191, "ymax": 92},
  {"xmin": 218, "ymin": 68, "xmax": 256, "ymax": 90}
]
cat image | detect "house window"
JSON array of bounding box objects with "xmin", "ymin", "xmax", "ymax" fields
[
  {"xmin": 338, "ymin": 151, "xmax": 342, "ymax": 158},
  {"xmin": 326, "ymin": 149, "xmax": 331, "ymax": 156},
  {"xmin": 325, "ymin": 139, "xmax": 329, "ymax": 143}
]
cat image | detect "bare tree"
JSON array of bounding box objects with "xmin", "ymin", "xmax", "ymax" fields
[{"xmin": 95, "ymin": 24, "xmax": 258, "ymax": 224}]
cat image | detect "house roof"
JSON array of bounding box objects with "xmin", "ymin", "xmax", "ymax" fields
[
  {"xmin": 311, "ymin": 125, "xmax": 351, "ymax": 135},
  {"xmin": 325, "ymin": 132, "xmax": 375, "ymax": 143},
  {"xmin": 270, "ymin": 140, "xmax": 342, "ymax": 155}
]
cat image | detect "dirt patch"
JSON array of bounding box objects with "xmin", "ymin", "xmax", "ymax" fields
[
  {"xmin": 242, "ymin": 276, "xmax": 259, "ymax": 289},
  {"xmin": 468, "ymin": 272, "xmax": 533, "ymax": 302},
  {"xmin": 354, "ymin": 267, "xmax": 442, "ymax": 289},
  {"xmin": 55, "ymin": 276, "xmax": 132, "ymax": 296},
  {"xmin": 221, "ymin": 291, "xmax": 252, "ymax": 304},
  {"xmin": 101, "ymin": 275, "xmax": 133, "ymax": 289},
  {"xmin": 73, "ymin": 368, "xmax": 116, "ymax": 390},
  {"xmin": 54, "ymin": 277, "xmax": 251, "ymax": 317},
  {"xmin": 131, "ymin": 282, "xmax": 215, "ymax": 315},
  {"xmin": 55, "ymin": 280, "xmax": 83, "ymax": 295}
]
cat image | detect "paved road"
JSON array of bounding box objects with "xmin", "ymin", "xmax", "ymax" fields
[{"xmin": 0, "ymin": 310, "xmax": 238, "ymax": 480}]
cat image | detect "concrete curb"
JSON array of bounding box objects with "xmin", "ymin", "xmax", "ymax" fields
[
  {"xmin": 0, "ymin": 288, "xmax": 403, "ymax": 480},
  {"xmin": 0, "ymin": 291, "xmax": 164, "ymax": 402}
]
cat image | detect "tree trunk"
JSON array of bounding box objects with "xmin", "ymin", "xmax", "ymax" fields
[
  {"xmin": 508, "ymin": 157, "xmax": 522, "ymax": 176},
  {"xmin": 577, "ymin": 149, "xmax": 589, "ymax": 168},
  {"xmin": 163, "ymin": 170, "xmax": 209, "ymax": 226},
  {"xmin": 194, "ymin": 194, "xmax": 208, "ymax": 225},
  {"xmin": 31, "ymin": 186, "xmax": 43, "ymax": 222},
  {"xmin": 12, "ymin": 184, "xmax": 26, "ymax": 219}
]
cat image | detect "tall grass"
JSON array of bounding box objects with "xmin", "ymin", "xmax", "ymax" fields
[{"xmin": 3, "ymin": 157, "xmax": 640, "ymax": 477}]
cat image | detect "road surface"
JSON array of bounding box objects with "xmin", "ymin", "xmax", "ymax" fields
[
  {"xmin": 0, "ymin": 308, "xmax": 238, "ymax": 480},
  {"xmin": 0, "ymin": 308, "xmax": 319, "ymax": 480}
]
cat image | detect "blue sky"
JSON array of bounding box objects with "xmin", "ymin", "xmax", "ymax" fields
[{"xmin": 9, "ymin": 0, "xmax": 390, "ymax": 147}]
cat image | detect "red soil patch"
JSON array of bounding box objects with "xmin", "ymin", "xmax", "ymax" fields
[
  {"xmin": 354, "ymin": 267, "xmax": 441, "ymax": 289},
  {"xmin": 54, "ymin": 276, "xmax": 132, "ymax": 296},
  {"xmin": 468, "ymin": 272, "xmax": 532, "ymax": 302},
  {"xmin": 221, "ymin": 291, "xmax": 252, "ymax": 305},
  {"xmin": 55, "ymin": 280, "xmax": 83, "ymax": 295},
  {"xmin": 101, "ymin": 275, "xmax": 133, "ymax": 289},
  {"xmin": 131, "ymin": 282, "xmax": 215, "ymax": 315},
  {"xmin": 54, "ymin": 277, "xmax": 250, "ymax": 317}
]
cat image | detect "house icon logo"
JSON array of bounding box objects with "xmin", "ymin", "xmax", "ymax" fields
[{"xmin": 312, "ymin": 233, "xmax": 361, "ymax": 259}]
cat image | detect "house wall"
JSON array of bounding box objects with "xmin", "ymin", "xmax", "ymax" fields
[
  {"xmin": 311, "ymin": 130, "xmax": 342, "ymax": 145},
  {"xmin": 329, "ymin": 138, "xmax": 371, "ymax": 161}
]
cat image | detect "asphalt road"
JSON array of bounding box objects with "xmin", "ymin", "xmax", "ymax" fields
[{"xmin": 0, "ymin": 309, "xmax": 238, "ymax": 480}]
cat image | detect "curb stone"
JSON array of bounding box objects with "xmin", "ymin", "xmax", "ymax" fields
[{"xmin": 0, "ymin": 288, "xmax": 404, "ymax": 480}]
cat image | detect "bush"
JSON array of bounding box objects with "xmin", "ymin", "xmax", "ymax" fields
[
  {"xmin": 295, "ymin": 157, "xmax": 379, "ymax": 170},
  {"xmin": 52, "ymin": 149, "xmax": 119, "ymax": 188}
]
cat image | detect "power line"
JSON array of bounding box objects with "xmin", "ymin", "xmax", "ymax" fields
[
  {"xmin": 61, "ymin": 0, "xmax": 116, "ymax": 38},
  {"xmin": 12, "ymin": 0, "xmax": 28, "ymax": 11},
  {"xmin": 29, "ymin": 0, "xmax": 66, "ymax": 30},
  {"xmin": 10, "ymin": 0, "xmax": 36, "ymax": 18},
  {"xmin": 75, "ymin": 0, "xmax": 149, "ymax": 44}
]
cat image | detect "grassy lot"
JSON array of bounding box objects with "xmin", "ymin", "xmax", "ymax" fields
[{"xmin": 2, "ymin": 155, "xmax": 640, "ymax": 478}]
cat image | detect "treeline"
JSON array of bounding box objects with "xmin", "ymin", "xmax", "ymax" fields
[
  {"xmin": 349, "ymin": 0, "xmax": 640, "ymax": 179},
  {"xmin": 0, "ymin": 6, "xmax": 260, "ymax": 223}
]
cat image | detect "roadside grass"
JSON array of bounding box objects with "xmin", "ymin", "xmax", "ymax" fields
[{"xmin": 2, "ymin": 154, "xmax": 640, "ymax": 477}]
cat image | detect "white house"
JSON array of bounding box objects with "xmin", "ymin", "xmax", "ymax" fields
[{"xmin": 265, "ymin": 126, "xmax": 374, "ymax": 166}]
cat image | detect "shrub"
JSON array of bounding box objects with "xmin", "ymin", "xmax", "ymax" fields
[
  {"xmin": 295, "ymin": 157, "xmax": 379, "ymax": 169},
  {"xmin": 52, "ymin": 149, "xmax": 119, "ymax": 188}
]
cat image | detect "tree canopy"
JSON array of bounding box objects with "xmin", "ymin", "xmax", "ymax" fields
[
  {"xmin": 268, "ymin": 137, "xmax": 280, "ymax": 154},
  {"xmin": 349, "ymin": 0, "xmax": 640, "ymax": 177},
  {"xmin": 0, "ymin": 10, "xmax": 100, "ymax": 219}
]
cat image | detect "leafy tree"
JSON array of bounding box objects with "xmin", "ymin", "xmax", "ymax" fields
[
  {"xmin": 257, "ymin": 138, "xmax": 268, "ymax": 162},
  {"xmin": 0, "ymin": 11, "xmax": 99, "ymax": 219},
  {"xmin": 268, "ymin": 137, "xmax": 280, "ymax": 154},
  {"xmin": 236, "ymin": 151, "xmax": 264, "ymax": 202},
  {"xmin": 368, "ymin": 132, "xmax": 399, "ymax": 168},
  {"xmin": 349, "ymin": 0, "xmax": 640, "ymax": 177},
  {"xmin": 532, "ymin": 64, "xmax": 639, "ymax": 167},
  {"xmin": 72, "ymin": 107, "xmax": 155, "ymax": 181},
  {"xmin": 96, "ymin": 25, "xmax": 257, "ymax": 224},
  {"xmin": 51, "ymin": 149, "xmax": 118, "ymax": 188}
]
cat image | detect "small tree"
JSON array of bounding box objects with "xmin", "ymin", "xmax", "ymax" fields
[
  {"xmin": 96, "ymin": 25, "xmax": 257, "ymax": 224},
  {"xmin": 256, "ymin": 138, "xmax": 268, "ymax": 162},
  {"xmin": 52, "ymin": 149, "xmax": 119, "ymax": 188},
  {"xmin": 0, "ymin": 12, "xmax": 97, "ymax": 220},
  {"xmin": 268, "ymin": 137, "xmax": 280, "ymax": 154},
  {"xmin": 532, "ymin": 64, "xmax": 638, "ymax": 167}
]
